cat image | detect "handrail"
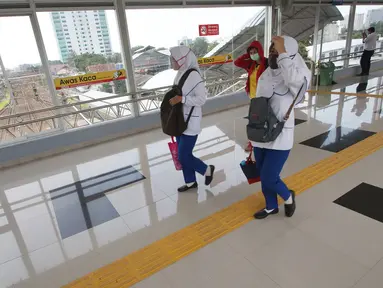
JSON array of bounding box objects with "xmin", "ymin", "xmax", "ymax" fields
[
  {"xmin": 318, "ymin": 47, "xmax": 383, "ymax": 63},
  {"xmin": 0, "ymin": 47, "xmax": 380, "ymax": 135},
  {"xmin": 0, "ymin": 76, "xmax": 246, "ymax": 121},
  {"xmin": 0, "ymin": 77, "xmax": 247, "ymax": 126}
]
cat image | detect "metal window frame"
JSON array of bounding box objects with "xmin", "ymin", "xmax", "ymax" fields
[
  {"xmin": 29, "ymin": 0, "xmax": 65, "ymax": 129},
  {"xmin": 114, "ymin": 0, "xmax": 139, "ymax": 116},
  {"xmin": 344, "ymin": 2, "xmax": 356, "ymax": 68}
]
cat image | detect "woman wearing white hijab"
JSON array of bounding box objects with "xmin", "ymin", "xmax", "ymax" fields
[
  {"xmin": 169, "ymin": 46, "xmax": 215, "ymax": 192},
  {"xmin": 252, "ymin": 36, "xmax": 311, "ymax": 219}
]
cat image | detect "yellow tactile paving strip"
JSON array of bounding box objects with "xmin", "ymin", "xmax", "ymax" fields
[{"xmin": 64, "ymin": 132, "xmax": 383, "ymax": 288}]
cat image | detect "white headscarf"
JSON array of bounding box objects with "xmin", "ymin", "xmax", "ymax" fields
[
  {"xmin": 258, "ymin": 35, "xmax": 311, "ymax": 102},
  {"xmin": 170, "ymin": 46, "xmax": 202, "ymax": 84}
]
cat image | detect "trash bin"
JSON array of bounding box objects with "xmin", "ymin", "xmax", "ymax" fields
[{"xmin": 319, "ymin": 61, "xmax": 335, "ymax": 86}]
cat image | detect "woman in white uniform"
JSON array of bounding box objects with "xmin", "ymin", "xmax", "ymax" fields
[
  {"xmin": 169, "ymin": 46, "xmax": 215, "ymax": 192},
  {"xmin": 252, "ymin": 36, "xmax": 311, "ymax": 219}
]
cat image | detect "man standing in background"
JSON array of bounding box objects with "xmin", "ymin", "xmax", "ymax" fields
[{"xmin": 358, "ymin": 27, "xmax": 377, "ymax": 76}]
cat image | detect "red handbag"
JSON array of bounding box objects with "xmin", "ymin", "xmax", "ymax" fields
[{"xmin": 168, "ymin": 137, "xmax": 182, "ymax": 171}]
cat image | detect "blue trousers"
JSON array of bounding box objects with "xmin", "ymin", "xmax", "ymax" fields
[
  {"xmin": 254, "ymin": 147, "xmax": 291, "ymax": 210},
  {"xmin": 176, "ymin": 134, "xmax": 208, "ymax": 184}
]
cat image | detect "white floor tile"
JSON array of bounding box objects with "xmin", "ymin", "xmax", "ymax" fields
[{"xmin": 246, "ymin": 228, "xmax": 368, "ymax": 288}]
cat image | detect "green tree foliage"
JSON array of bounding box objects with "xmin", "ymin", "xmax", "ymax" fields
[
  {"xmin": 66, "ymin": 53, "xmax": 107, "ymax": 72},
  {"xmin": 298, "ymin": 42, "xmax": 309, "ymax": 60},
  {"xmin": 114, "ymin": 79, "xmax": 127, "ymax": 94},
  {"xmin": 370, "ymin": 21, "xmax": 383, "ymax": 35},
  {"xmin": 48, "ymin": 60, "xmax": 63, "ymax": 65},
  {"xmin": 107, "ymin": 53, "xmax": 122, "ymax": 64},
  {"xmin": 191, "ymin": 37, "xmax": 209, "ymax": 57}
]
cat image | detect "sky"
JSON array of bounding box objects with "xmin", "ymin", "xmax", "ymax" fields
[{"xmin": 0, "ymin": 5, "xmax": 381, "ymax": 68}]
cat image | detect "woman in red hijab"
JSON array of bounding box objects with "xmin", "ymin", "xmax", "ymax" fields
[{"xmin": 235, "ymin": 40, "xmax": 268, "ymax": 151}]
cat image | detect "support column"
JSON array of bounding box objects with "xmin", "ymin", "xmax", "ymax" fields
[
  {"xmin": 344, "ymin": 2, "xmax": 356, "ymax": 68},
  {"xmin": 264, "ymin": 6, "xmax": 273, "ymax": 58},
  {"xmin": 312, "ymin": 6, "xmax": 320, "ymax": 64},
  {"xmin": 29, "ymin": 0, "xmax": 64, "ymax": 130},
  {"xmin": 114, "ymin": 0, "xmax": 139, "ymax": 117},
  {"xmin": 275, "ymin": 6, "xmax": 282, "ymax": 36},
  {"xmin": 271, "ymin": 0, "xmax": 282, "ymax": 36},
  {"xmin": 319, "ymin": 27, "xmax": 325, "ymax": 59}
]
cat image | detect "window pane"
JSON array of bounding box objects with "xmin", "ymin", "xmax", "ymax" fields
[
  {"xmin": 38, "ymin": 10, "xmax": 130, "ymax": 130},
  {"xmin": 351, "ymin": 5, "xmax": 383, "ymax": 68},
  {"xmin": 126, "ymin": 7, "xmax": 265, "ymax": 113},
  {"xmin": 303, "ymin": 5, "xmax": 350, "ymax": 72},
  {"xmin": 0, "ymin": 16, "xmax": 56, "ymax": 142}
]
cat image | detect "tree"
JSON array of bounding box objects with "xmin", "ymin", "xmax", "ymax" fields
[
  {"xmin": 298, "ymin": 42, "xmax": 309, "ymax": 60},
  {"xmin": 67, "ymin": 51, "xmax": 77, "ymax": 68},
  {"xmin": 66, "ymin": 53, "xmax": 107, "ymax": 72},
  {"xmin": 114, "ymin": 80, "xmax": 127, "ymax": 94},
  {"xmin": 48, "ymin": 60, "xmax": 63, "ymax": 65},
  {"xmin": 107, "ymin": 53, "xmax": 122, "ymax": 64},
  {"xmin": 370, "ymin": 21, "xmax": 383, "ymax": 35},
  {"xmin": 352, "ymin": 31, "xmax": 363, "ymax": 39},
  {"xmin": 191, "ymin": 37, "xmax": 209, "ymax": 57},
  {"xmin": 300, "ymin": 35, "xmax": 313, "ymax": 47},
  {"xmin": 101, "ymin": 83, "xmax": 113, "ymax": 93},
  {"xmin": 207, "ymin": 41, "xmax": 219, "ymax": 53}
]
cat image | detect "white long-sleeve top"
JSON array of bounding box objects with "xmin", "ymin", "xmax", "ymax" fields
[
  {"xmin": 251, "ymin": 52, "xmax": 309, "ymax": 151},
  {"xmin": 363, "ymin": 32, "xmax": 377, "ymax": 51},
  {"xmin": 181, "ymin": 71, "xmax": 207, "ymax": 136}
]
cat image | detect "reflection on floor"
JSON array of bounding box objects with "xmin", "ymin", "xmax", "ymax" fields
[
  {"xmin": 300, "ymin": 126, "xmax": 376, "ymax": 152},
  {"xmin": 50, "ymin": 165, "xmax": 145, "ymax": 239},
  {"xmin": 0, "ymin": 72, "xmax": 383, "ymax": 288}
]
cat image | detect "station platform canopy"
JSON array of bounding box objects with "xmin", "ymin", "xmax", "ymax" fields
[
  {"xmin": 204, "ymin": 5, "xmax": 343, "ymax": 78},
  {"xmin": 1, "ymin": 0, "xmax": 382, "ymax": 10},
  {"xmin": 142, "ymin": 4, "xmax": 343, "ymax": 87}
]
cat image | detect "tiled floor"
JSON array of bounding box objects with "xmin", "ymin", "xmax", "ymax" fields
[{"xmin": 0, "ymin": 73, "xmax": 383, "ymax": 288}]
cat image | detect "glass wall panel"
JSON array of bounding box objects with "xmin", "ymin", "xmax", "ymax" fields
[
  {"xmin": 126, "ymin": 7, "xmax": 265, "ymax": 113},
  {"xmin": 350, "ymin": 5, "xmax": 383, "ymax": 69},
  {"xmin": 37, "ymin": 10, "xmax": 130, "ymax": 129},
  {"xmin": 0, "ymin": 16, "xmax": 57, "ymax": 142}
]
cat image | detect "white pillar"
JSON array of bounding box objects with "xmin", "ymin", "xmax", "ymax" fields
[
  {"xmin": 312, "ymin": 6, "xmax": 320, "ymax": 64},
  {"xmin": 114, "ymin": 0, "xmax": 139, "ymax": 117},
  {"xmin": 344, "ymin": 2, "xmax": 356, "ymax": 68},
  {"xmin": 29, "ymin": 0, "xmax": 64, "ymax": 129},
  {"xmin": 264, "ymin": 6, "xmax": 273, "ymax": 58}
]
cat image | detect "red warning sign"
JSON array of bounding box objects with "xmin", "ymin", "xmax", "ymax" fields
[{"xmin": 199, "ymin": 24, "xmax": 219, "ymax": 36}]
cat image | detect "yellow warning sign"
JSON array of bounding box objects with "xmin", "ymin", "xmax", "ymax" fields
[
  {"xmin": 198, "ymin": 54, "xmax": 233, "ymax": 66},
  {"xmin": 55, "ymin": 69, "xmax": 127, "ymax": 90}
]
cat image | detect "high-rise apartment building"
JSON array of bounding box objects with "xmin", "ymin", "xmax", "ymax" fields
[
  {"xmin": 366, "ymin": 8, "xmax": 383, "ymax": 28},
  {"xmin": 354, "ymin": 13, "xmax": 365, "ymax": 31},
  {"xmin": 318, "ymin": 23, "xmax": 340, "ymax": 43},
  {"xmin": 51, "ymin": 11, "xmax": 112, "ymax": 63}
]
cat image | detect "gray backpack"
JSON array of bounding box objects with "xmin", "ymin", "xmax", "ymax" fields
[{"xmin": 246, "ymin": 85, "xmax": 304, "ymax": 143}]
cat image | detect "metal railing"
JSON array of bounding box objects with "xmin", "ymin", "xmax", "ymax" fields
[
  {"xmin": 0, "ymin": 76, "xmax": 246, "ymax": 143},
  {"xmin": 1, "ymin": 48, "xmax": 381, "ymax": 145},
  {"xmin": 318, "ymin": 47, "xmax": 383, "ymax": 66}
]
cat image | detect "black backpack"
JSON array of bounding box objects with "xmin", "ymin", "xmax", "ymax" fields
[
  {"xmin": 246, "ymin": 83, "xmax": 304, "ymax": 143},
  {"xmin": 161, "ymin": 69, "xmax": 197, "ymax": 137}
]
